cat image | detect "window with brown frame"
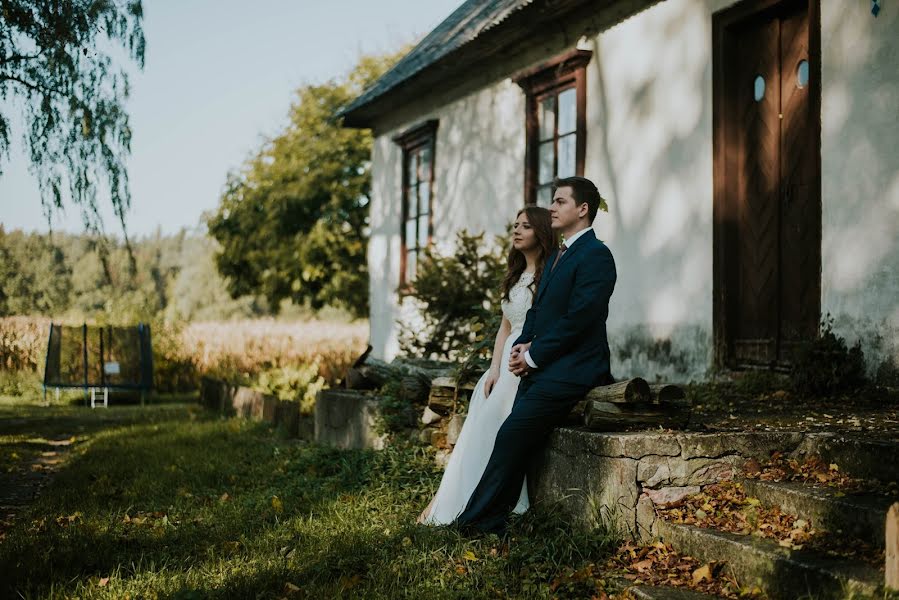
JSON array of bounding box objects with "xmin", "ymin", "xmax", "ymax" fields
[
  {"xmin": 515, "ymin": 49, "xmax": 592, "ymax": 207},
  {"xmin": 393, "ymin": 119, "xmax": 438, "ymax": 287}
]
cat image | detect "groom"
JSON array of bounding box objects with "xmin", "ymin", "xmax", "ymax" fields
[{"xmin": 455, "ymin": 175, "xmax": 617, "ymax": 535}]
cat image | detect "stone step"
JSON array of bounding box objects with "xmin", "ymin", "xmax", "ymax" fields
[
  {"xmin": 797, "ymin": 434, "xmax": 899, "ymax": 484},
  {"xmin": 627, "ymin": 585, "xmax": 727, "ymax": 599},
  {"xmin": 742, "ymin": 478, "xmax": 892, "ymax": 548},
  {"xmin": 656, "ymin": 520, "xmax": 882, "ymax": 600}
]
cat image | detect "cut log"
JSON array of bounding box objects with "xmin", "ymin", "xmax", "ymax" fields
[
  {"xmin": 649, "ymin": 383, "xmax": 687, "ymax": 404},
  {"xmin": 888, "ymin": 503, "xmax": 899, "ymax": 591},
  {"xmin": 584, "ymin": 378, "xmax": 651, "ymax": 404},
  {"xmin": 583, "ymin": 400, "xmax": 690, "ymax": 431},
  {"xmin": 345, "ymin": 357, "xmax": 396, "ymax": 390}
]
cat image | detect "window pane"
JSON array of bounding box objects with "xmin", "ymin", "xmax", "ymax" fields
[
  {"xmin": 538, "ymin": 140, "xmax": 555, "ymax": 184},
  {"xmin": 558, "ymin": 88, "xmax": 577, "ymax": 135},
  {"xmin": 539, "ymin": 95, "xmax": 556, "ymax": 141},
  {"xmin": 407, "ymin": 152, "xmax": 418, "ymax": 186},
  {"xmin": 754, "ymin": 75, "xmax": 765, "ymax": 102},
  {"xmin": 406, "ymin": 187, "xmax": 417, "ymax": 219},
  {"xmin": 406, "ymin": 251, "xmax": 417, "ymax": 282},
  {"xmin": 418, "ymin": 182, "xmax": 430, "ymax": 216},
  {"xmin": 558, "ymin": 133, "xmax": 576, "ymax": 178},
  {"xmin": 796, "ymin": 60, "xmax": 809, "ymax": 89},
  {"xmin": 538, "ymin": 185, "xmax": 553, "ymax": 208},
  {"xmin": 405, "ymin": 218, "xmax": 417, "ymax": 248},
  {"xmin": 417, "ymin": 215, "xmax": 429, "ymax": 245},
  {"xmin": 419, "ymin": 146, "xmax": 431, "ymax": 182}
]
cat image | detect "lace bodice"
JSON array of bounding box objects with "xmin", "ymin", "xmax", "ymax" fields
[{"xmin": 501, "ymin": 271, "xmax": 535, "ymax": 333}]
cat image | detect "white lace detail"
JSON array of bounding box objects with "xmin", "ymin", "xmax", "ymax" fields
[{"xmin": 501, "ymin": 271, "xmax": 534, "ymax": 333}]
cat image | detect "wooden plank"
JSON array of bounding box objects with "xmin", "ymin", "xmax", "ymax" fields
[{"xmin": 888, "ymin": 502, "xmax": 899, "ymax": 591}]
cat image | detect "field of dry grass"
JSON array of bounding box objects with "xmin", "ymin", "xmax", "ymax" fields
[{"xmin": 0, "ymin": 316, "xmax": 368, "ymax": 394}]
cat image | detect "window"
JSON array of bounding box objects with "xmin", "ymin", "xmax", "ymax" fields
[
  {"xmin": 393, "ymin": 119, "xmax": 438, "ymax": 286},
  {"xmin": 515, "ymin": 49, "xmax": 591, "ymax": 207}
]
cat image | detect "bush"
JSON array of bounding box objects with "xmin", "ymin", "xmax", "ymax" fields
[
  {"xmin": 399, "ymin": 230, "xmax": 507, "ymax": 363},
  {"xmin": 252, "ymin": 364, "xmax": 325, "ymax": 415},
  {"xmin": 791, "ymin": 316, "xmax": 867, "ymax": 396}
]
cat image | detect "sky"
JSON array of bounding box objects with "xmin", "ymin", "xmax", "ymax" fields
[{"xmin": 0, "ymin": 0, "xmax": 461, "ymax": 237}]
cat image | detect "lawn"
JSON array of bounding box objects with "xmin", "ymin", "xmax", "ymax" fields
[{"xmin": 0, "ymin": 399, "xmax": 617, "ymax": 599}]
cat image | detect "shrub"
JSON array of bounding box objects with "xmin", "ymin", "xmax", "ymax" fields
[
  {"xmin": 791, "ymin": 315, "xmax": 867, "ymax": 396},
  {"xmin": 398, "ymin": 230, "xmax": 507, "ymax": 362},
  {"xmin": 252, "ymin": 364, "xmax": 325, "ymax": 414}
]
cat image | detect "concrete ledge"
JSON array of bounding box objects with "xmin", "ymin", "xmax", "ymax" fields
[
  {"xmin": 314, "ymin": 389, "xmax": 387, "ymax": 450},
  {"xmin": 199, "ymin": 376, "xmax": 310, "ymax": 438}
]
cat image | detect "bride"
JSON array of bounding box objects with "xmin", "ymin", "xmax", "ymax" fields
[{"xmin": 418, "ymin": 206, "xmax": 557, "ymax": 525}]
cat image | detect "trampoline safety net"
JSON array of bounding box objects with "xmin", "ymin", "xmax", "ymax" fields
[{"xmin": 44, "ymin": 323, "xmax": 153, "ymax": 391}]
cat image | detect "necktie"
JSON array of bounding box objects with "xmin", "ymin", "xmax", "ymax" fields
[{"xmin": 550, "ymin": 244, "xmax": 568, "ymax": 272}]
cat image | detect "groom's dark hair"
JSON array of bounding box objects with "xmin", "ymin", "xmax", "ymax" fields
[{"xmin": 553, "ymin": 176, "xmax": 603, "ymax": 222}]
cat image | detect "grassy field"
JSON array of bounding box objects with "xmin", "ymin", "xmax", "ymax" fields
[{"xmin": 0, "ymin": 399, "xmax": 618, "ymax": 599}]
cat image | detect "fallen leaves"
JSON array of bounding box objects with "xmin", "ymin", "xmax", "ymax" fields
[
  {"xmin": 605, "ymin": 541, "xmax": 752, "ymax": 598},
  {"xmin": 747, "ymin": 452, "xmax": 899, "ymax": 499},
  {"xmin": 655, "ymin": 481, "xmax": 885, "ymax": 565}
]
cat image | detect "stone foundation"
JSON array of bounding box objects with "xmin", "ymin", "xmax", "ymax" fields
[{"xmin": 530, "ymin": 429, "xmax": 805, "ymax": 540}]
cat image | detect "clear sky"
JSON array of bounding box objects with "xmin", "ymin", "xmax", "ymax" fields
[{"xmin": 0, "ymin": 0, "xmax": 461, "ymax": 237}]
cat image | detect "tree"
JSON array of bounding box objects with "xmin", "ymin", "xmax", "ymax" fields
[
  {"xmin": 206, "ymin": 52, "xmax": 404, "ymax": 319},
  {"xmin": 0, "ymin": 230, "xmax": 71, "ymax": 315},
  {"xmin": 0, "ymin": 0, "xmax": 145, "ymax": 235}
]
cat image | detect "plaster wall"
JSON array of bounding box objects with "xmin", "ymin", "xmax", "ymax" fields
[{"xmin": 367, "ymin": 0, "xmax": 898, "ymax": 380}]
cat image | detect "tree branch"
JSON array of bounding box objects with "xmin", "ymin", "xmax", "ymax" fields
[
  {"xmin": 0, "ymin": 74, "xmax": 70, "ymax": 100},
  {"xmin": 0, "ymin": 51, "xmax": 43, "ymax": 66}
]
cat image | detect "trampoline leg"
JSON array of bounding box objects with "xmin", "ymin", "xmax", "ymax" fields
[
  {"xmin": 90, "ymin": 388, "xmax": 95, "ymax": 409},
  {"xmin": 55, "ymin": 388, "xmax": 60, "ymax": 403},
  {"xmin": 103, "ymin": 387, "xmax": 108, "ymax": 408}
]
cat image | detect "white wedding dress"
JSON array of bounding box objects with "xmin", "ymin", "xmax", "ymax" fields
[{"xmin": 421, "ymin": 271, "xmax": 533, "ymax": 525}]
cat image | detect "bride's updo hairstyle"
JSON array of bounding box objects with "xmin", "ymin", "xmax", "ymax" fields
[{"xmin": 501, "ymin": 206, "xmax": 557, "ymax": 301}]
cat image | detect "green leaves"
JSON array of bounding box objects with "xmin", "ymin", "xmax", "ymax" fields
[
  {"xmin": 399, "ymin": 230, "xmax": 507, "ymax": 365},
  {"xmin": 0, "ymin": 0, "xmax": 145, "ymax": 235},
  {"xmin": 206, "ymin": 52, "xmax": 405, "ymax": 318}
]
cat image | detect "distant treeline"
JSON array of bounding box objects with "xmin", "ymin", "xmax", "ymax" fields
[{"xmin": 0, "ymin": 226, "xmax": 270, "ymax": 323}]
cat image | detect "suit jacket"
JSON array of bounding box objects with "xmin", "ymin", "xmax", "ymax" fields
[{"xmin": 513, "ymin": 230, "xmax": 616, "ymax": 388}]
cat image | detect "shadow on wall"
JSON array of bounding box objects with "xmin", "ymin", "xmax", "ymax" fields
[
  {"xmin": 435, "ymin": 80, "xmax": 524, "ymax": 249},
  {"xmin": 588, "ymin": 0, "xmax": 717, "ymax": 381},
  {"xmin": 819, "ymin": 3, "xmax": 899, "ymax": 377}
]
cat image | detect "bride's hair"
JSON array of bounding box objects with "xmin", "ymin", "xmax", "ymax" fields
[{"xmin": 501, "ymin": 206, "xmax": 557, "ymax": 301}]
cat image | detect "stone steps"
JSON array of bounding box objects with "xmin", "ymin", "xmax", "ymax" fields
[
  {"xmin": 627, "ymin": 584, "xmax": 727, "ymax": 599},
  {"xmin": 742, "ymin": 478, "xmax": 892, "ymax": 548},
  {"xmin": 655, "ymin": 519, "xmax": 882, "ymax": 600},
  {"xmin": 795, "ymin": 434, "xmax": 899, "ymax": 484}
]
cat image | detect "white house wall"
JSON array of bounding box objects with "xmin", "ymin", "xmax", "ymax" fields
[
  {"xmin": 820, "ymin": 3, "xmax": 899, "ymax": 377},
  {"xmin": 368, "ymin": 81, "xmax": 526, "ymax": 360},
  {"xmin": 367, "ymin": 0, "xmax": 898, "ymax": 381}
]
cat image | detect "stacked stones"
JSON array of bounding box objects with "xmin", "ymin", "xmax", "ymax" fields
[{"xmin": 419, "ymin": 376, "xmax": 473, "ymax": 467}]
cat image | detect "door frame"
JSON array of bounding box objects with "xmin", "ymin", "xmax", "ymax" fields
[{"xmin": 712, "ymin": 0, "xmax": 822, "ymax": 369}]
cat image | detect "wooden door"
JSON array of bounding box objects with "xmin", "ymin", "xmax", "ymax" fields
[{"xmin": 713, "ymin": 0, "xmax": 821, "ymax": 368}]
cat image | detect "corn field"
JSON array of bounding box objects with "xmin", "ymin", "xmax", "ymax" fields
[
  {"xmin": 0, "ymin": 317, "xmax": 51, "ymax": 371},
  {"xmin": 0, "ymin": 317, "xmax": 368, "ymax": 390}
]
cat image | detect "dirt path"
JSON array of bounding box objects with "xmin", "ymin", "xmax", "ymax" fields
[{"xmin": 0, "ymin": 435, "xmax": 81, "ymax": 541}]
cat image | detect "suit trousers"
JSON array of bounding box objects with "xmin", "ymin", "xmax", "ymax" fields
[{"xmin": 454, "ymin": 376, "xmax": 588, "ymax": 534}]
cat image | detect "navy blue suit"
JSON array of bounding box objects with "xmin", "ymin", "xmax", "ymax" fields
[{"xmin": 455, "ymin": 230, "xmax": 617, "ymax": 533}]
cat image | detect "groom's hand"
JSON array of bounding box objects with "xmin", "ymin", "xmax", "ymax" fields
[{"xmin": 509, "ymin": 343, "xmax": 532, "ymax": 376}]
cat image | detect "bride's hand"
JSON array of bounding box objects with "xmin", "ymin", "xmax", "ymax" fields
[{"xmin": 484, "ymin": 368, "xmax": 500, "ymax": 398}]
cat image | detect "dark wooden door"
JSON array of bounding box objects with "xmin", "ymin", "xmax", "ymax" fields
[{"xmin": 714, "ymin": 0, "xmax": 821, "ymax": 368}]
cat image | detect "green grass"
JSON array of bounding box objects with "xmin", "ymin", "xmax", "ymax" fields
[{"xmin": 0, "ymin": 401, "xmax": 618, "ymax": 599}]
